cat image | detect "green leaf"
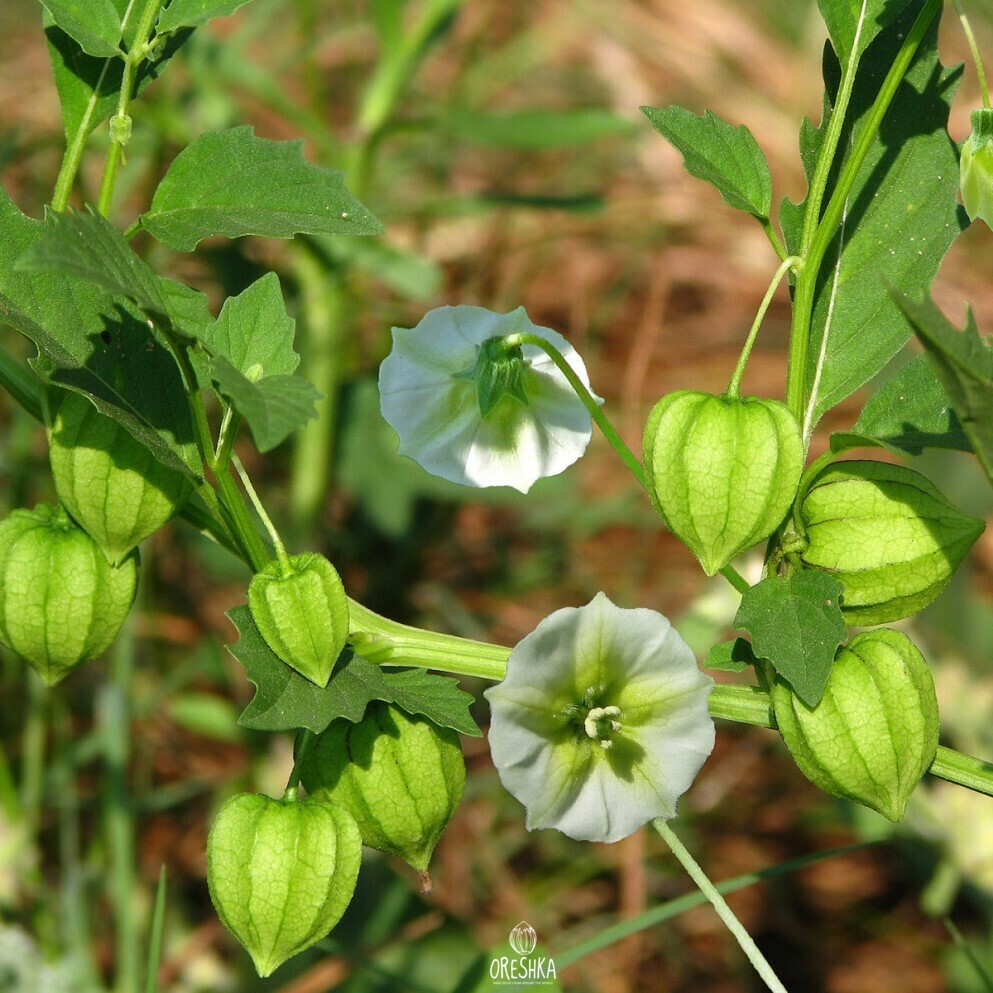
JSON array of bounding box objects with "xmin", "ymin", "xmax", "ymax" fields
[
  {"xmin": 705, "ymin": 638, "xmax": 759, "ymax": 673},
  {"xmin": 157, "ymin": 0, "xmax": 257, "ymax": 31},
  {"xmin": 39, "ymin": 0, "xmax": 122, "ymax": 57},
  {"xmin": 209, "ymin": 355, "xmax": 320, "ymax": 452},
  {"xmin": 229, "ymin": 605, "xmax": 479, "ymax": 735},
  {"xmin": 141, "ymin": 126, "xmax": 385, "ymax": 251},
  {"xmin": 842, "ymin": 352, "xmax": 972, "ymax": 455},
  {"xmin": 0, "ymin": 189, "xmax": 199, "ymax": 478},
  {"xmin": 197, "ymin": 272, "xmax": 299, "ymax": 378},
  {"xmin": 893, "ymin": 292, "xmax": 993, "ymax": 486},
  {"xmin": 802, "ymin": 8, "xmax": 964, "ymax": 426},
  {"xmin": 444, "ymin": 108, "xmax": 635, "ymax": 150},
  {"xmin": 641, "ymin": 106, "xmax": 772, "ymax": 219},
  {"xmin": 818, "ymin": 0, "xmax": 913, "ymax": 65},
  {"xmin": 734, "ymin": 572, "xmax": 847, "ymax": 709},
  {"xmin": 17, "ymin": 208, "xmax": 170, "ymax": 319},
  {"xmin": 45, "ymin": 21, "xmax": 189, "ymax": 143}
]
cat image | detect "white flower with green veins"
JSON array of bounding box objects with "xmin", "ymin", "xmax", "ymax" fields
[
  {"xmin": 378, "ymin": 305, "xmax": 598, "ymax": 493},
  {"xmin": 485, "ymin": 592, "xmax": 715, "ymax": 843}
]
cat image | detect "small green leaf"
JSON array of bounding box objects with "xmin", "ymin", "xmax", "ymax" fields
[
  {"xmin": 39, "ymin": 0, "xmax": 122, "ymax": 57},
  {"xmin": 444, "ymin": 108, "xmax": 635, "ymax": 150},
  {"xmin": 842, "ymin": 352, "xmax": 972, "ymax": 455},
  {"xmin": 817, "ymin": 0, "xmax": 913, "ymax": 65},
  {"xmin": 705, "ymin": 638, "xmax": 759, "ymax": 673},
  {"xmin": 894, "ymin": 292, "xmax": 993, "ymax": 486},
  {"xmin": 157, "ymin": 0, "xmax": 257, "ymax": 31},
  {"xmin": 734, "ymin": 572, "xmax": 847, "ymax": 708},
  {"xmin": 228, "ymin": 605, "xmax": 480, "ymax": 736},
  {"xmin": 641, "ymin": 106, "xmax": 772, "ymax": 219},
  {"xmin": 209, "ymin": 356, "xmax": 320, "ymax": 452},
  {"xmin": 197, "ymin": 272, "xmax": 299, "ymax": 378},
  {"xmin": 141, "ymin": 126, "xmax": 384, "ymax": 251},
  {"xmin": 0, "ymin": 191, "xmax": 199, "ymax": 478}
]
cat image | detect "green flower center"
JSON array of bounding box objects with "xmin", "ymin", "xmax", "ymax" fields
[{"xmin": 454, "ymin": 336, "xmax": 531, "ymax": 419}]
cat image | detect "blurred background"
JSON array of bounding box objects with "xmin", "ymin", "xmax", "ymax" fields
[{"xmin": 1, "ymin": 0, "xmax": 993, "ymax": 990}]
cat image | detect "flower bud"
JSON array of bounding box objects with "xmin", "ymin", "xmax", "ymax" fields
[
  {"xmin": 207, "ymin": 791, "xmax": 362, "ymax": 977},
  {"xmin": 49, "ymin": 392, "xmax": 192, "ymax": 565},
  {"xmin": 0, "ymin": 504, "xmax": 138, "ymax": 685},
  {"xmin": 248, "ymin": 552, "xmax": 349, "ymax": 687},
  {"xmin": 960, "ymin": 107, "xmax": 993, "ymax": 227},
  {"xmin": 299, "ymin": 702, "xmax": 465, "ymax": 874},
  {"xmin": 798, "ymin": 460, "xmax": 984, "ymax": 625},
  {"xmin": 642, "ymin": 391, "xmax": 803, "ymax": 575},
  {"xmin": 773, "ymin": 629, "xmax": 939, "ymax": 821}
]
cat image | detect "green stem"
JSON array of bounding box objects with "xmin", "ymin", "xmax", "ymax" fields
[
  {"xmin": 143, "ymin": 867, "xmax": 168, "ymax": 993},
  {"xmin": 232, "ymin": 454, "xmax": 289, "ymax": 570},
  {"xmin": 719, "ymin": 565, "xmax": 751, "ymax": 595},
  {"xmin": 952, "ymin": 0, "xmax": 990, "ymax": 107},
  {"xmin": 212, "ymin": 465, "xmax": 270, "ymax": 572},
  {"xmin": 287, "ymin": 730, "xmax": 316, "ymax": 792},
  {"xmin": 653, "ymin": 819, "xmax": 790, "ymax": 993},
  {"xmin": 96, "ymin": 0, "xmax": 165, "ymax": 217},
  {"xmin": 0, "ymin": 345, "xmax": 43, "ymax": 423},
  {"xmin": 727, "ymin": 256, "xmax": 798, "ymax": 398},
  {"xmin": 785, "ymin": 0, "xmax": 943, "ymax": 426},
  {"xmin": 761, "ymin": 218, "xmax": 789, "ymax": 262},
  {"xmin": 506, "ymin": 331, "xmax": 647, "ymax": 489}
]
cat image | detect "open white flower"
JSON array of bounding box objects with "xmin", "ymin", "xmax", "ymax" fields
[
  {"xmin": 485, "ymin": 592, "xmax": 715, "ymax": 843},
  {"xmin": 378, "ymin": 305, "xmax": 598, "ymax": 493}
]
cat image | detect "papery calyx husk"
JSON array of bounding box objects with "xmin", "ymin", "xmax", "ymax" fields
[
  {"xmin": 0, "ymin": 503, "xmax": 138, "ymax": 685},
  {"xmin": 49, "ymin": 391, "xmax": 192, "ymax": 566},
  {"xmin": 797, "ymin": 460, "xmax": 985, "ymax": 624},
  {"xmin": 960, "ymin": 107, "xmax": 993, "ymax": 227},
  {"xmin": 206, "ymin": 790, "xmax": 362, "ymax": 977},
  {"xmin": 299, "ymin": 702, "xmax": 465, "ymax": 875},
  {"xmin": 642, "ymin": 390, "xmax": 803, "ymax": 575},
  {"xmin": 773, "ymin": 628, "xmax": 939, "ymax": 821},
  {"xmin": 248, "ymin": 551, "xmax": 349, "ymax": 687}
]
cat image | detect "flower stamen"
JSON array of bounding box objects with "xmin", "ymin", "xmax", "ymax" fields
[{"xmin": 584, "ymin": 705, "xmax": 623, "ymax": 749}]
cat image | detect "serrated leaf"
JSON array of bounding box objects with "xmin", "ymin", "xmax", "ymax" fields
[
  {"xmin": 198, "ymin": 272, "xmax": 298, "ymax": 378},
  {"xmin": 141, "ymin": 126, "xmax": 384, "ymax": 251},
  {"xmin": 0, "ymin": 189, "xmax": 199, "ymax": 478},
  {"xmin": 444, "ymin": 108, "xmax": 635, "ymax": 150},
  {"xmin": 229, "ymin": 605, "xmax": 480, "ymax": 735},
  {"xmin": 40, "ymin": 0, "xmax": 122, "ymax": 57},
  {"xmin": 818, "ymin": 0, "xmax": 913, "ymax": 66},
  {"xmin": 842, "ymin": 352, "xmax": 972, "ymax": 455},
  {"xmin": 17, "ymin": 208, "xmax": 170, "ymax": 318},
  {"xmin": 157, "ymin": 0, "xmax": 257, "ymax": 31},
  {"xmin": 802, "ymin": 7, "xmax": 964, "ymax": 428},
  {"xmin": 705, "ymin": 638, "xmax": 759, "ymax": 673},
  {"xmin": 894, "ymin": 292, "xmax": 993, "ymax": 486},
  {"xmin": 641, "ymin": 106, "xmax": 772, "ymax": 219},
  {"xmin": 45, "ymin": 21, "xmax": 189, "ymax": 143},
  {"xmin": 734, "ymin": 572, "xmax": 847, "ymax": 708},
  {"xmin": 209, "ymin": 355, "xmax": 320, "ymax": 452}
]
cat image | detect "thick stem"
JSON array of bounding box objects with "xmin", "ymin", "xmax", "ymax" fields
[
  {"xmin": 653, "ymin": 819, "xmax": 790, "ymax": 993},
  {"xmin": 96, "ymin": 0, "xmax": 165, "ymax": 217}
]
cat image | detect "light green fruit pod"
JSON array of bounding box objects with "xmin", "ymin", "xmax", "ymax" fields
[
  {"xmin": 248, "ymin": 552, "xmax": 349, "ymax": 687},
  {"xmin": 642, "ymin": 390, "xmax": 803, "ymax": 575},
  {"xmin": 773, "ymin": 629, "xmax": 939, "ymax": 821},
  {"xmin": 960, "ymin": 107, "xmax": 993, "ymax": 227},
  {"xmin": 798, "ymin": 460, "xmax": 985, "ymax": 625},
  {"xmin": 49, "ymin": 392, "xmax": 192, "ymax": 565},
  {"xmin": 207, "ymin": 790, "xmax": 362, "ymax": 978},
  {"xmin": 0, "ymin": 504, "xmax": 138, "ymax": 685},
  {"xmin": 299, "ymin": 702, "xmax": 466, "ymax": 874}
]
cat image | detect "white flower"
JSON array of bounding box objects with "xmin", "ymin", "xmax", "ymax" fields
[
  {"xmin": 378, "ymin": 305, "xmax": 598, "ymax": 493},
  {"xmin": 484, "ymin": 592, "xmax": 715, "ymax": 843}
]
